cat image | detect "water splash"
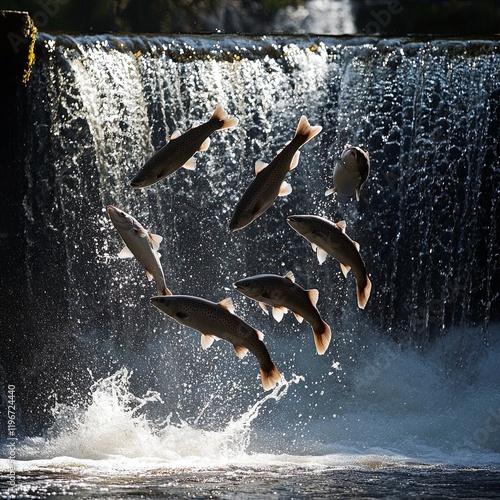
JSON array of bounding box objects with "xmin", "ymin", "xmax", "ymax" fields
[{"xmin": 15, "ymin": 368, "xmax": 303, "ymax": 465}]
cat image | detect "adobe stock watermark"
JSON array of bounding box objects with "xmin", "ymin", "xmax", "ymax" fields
[
  {"xmin": 364, "ymin": 0, "xmax": 404, "ymax": 35},
  {"xmin": 355, "ymin": 343, "xmax": 398, "ymax": 390},
  {"xmin": 6, "ymin": 385, "xmax": 17, "ymax": 488},
  {"xmin": 464, "ymin": 406, "xmax": 500, "ymax": 449},
  {"xmin": 7, "ymin": 0, "xmax": 70, "ymax": 54}
]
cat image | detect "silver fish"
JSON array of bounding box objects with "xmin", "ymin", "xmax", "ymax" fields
[
  {"xmin": 107, "ymin": 205, "xmax": 171, "ymax": 296},
  {"xmin": 325, "ymin": 145, "xmax": 370, "ymax": 203},
  {"xmin": 234, "ymin": 271, "xmax": 332, "ymax": 355},
  {"xmin": 151, "ymin": 295, "xmax": 281, "ymax": 391},
  {"xmin": 130, "ymin": 104, "xmax": 239, "ymax": 188},
  {"xmin": 229, "ymin": 115, "xmax": 322, "ymax": 231},
  {"xmin": 287, "ymin": 215, "xmax": 372, "ymax": 309}
]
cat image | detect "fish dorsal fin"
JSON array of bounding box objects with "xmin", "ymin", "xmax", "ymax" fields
[
  {"xmin": 325, "ymin": 187, "xmax": 336, "ymax": 197},
  {"xmin": 259, "ymin": 302, "xmax": 269, "ymax": 315},
  {"xmin": 340, "ymin": 263, "xmax": 351, "ymax": 278},
  {"xmin": 353, "ymin": 240, "xmax": 361, "ymax": 252},
  {"xmin": 199, "ymin": 137, "xmax": 211, "ymax": 152},
  {"xmin": 201, "ymin": 333, "xmax": 215, "ymax": 350},
  {"xmin": 290, "ymin": 150, "xmax": 300, "ymax": 170},
  {"xmin": 118, "ymin": 246, "xmax": 134, "ymax": 259},
  {"xmin": 284, "ymin": 271, "xmax": 295, "ymax": 282},
  {"xmin": 170, "ymin": 130, "xmax": 182, "ymax": 140},
  {"xmin": 336, "ymin": 220, "xmax": 347, "ymax": 232},
  {"xmin": 272, "ymin": 306, "xmax": 287, "ymax": 323},
  {"xmin": 316, "ymin": 246, "xmax": 328, "ymax": 265},
  {"xmin": 234, "ymin": 345, "xmax": 248, "ymax": 358},
  {"xmin": 148, "ymin": 233, "xmax": 163, "ymax": 251},
  {"xmin": 255, "ymin": 160, "xmax": 267, "ymax": 175},
  {"xmin": 182, "ymin": 157, "xmax": 197, "ymax": 170},
  {"xmin": 293, "ymin": 312, "xmax": 304, "ymax": 323},
  {"xmin": 146, "ymin": 270, "xmax": 154, "ymax": 281},
  {"xmin": 255, "ymin": 329, "xmax": 264, "ymax": 341},
  {"xmin": 278, "ymin": 181, "xmax": 292, "ymax": 197},
  {"xmin": 218, "ymin": 297, "xmax": 235, "ymax": 314},
  {"xmin": 307, "ymin": 288, "xmax": 319, "ymax": 307}
]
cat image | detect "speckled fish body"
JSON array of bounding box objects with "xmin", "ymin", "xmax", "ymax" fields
[
  {"xmin": 234, "ymin": 272, "xmax": 332, "ymax": 355},
  {"xmin": 287, "ymin": 214, "xmax": 371, "ymax": 309},
  {"xmin": 130, "ymin": 104, "xmax": 238, "ymax": 188},
  {"xmin": 326, "ymin": 145, "xmax": 370, "ymax": 203},
  {"xmin": 151, "ymin": 294, "xmax": 281, "ymax": 391},
  {"xmin": 107, "ymin": 205, "xmax": 171, "ymax": 296},
  {"xmin": 229, "ymin": 116, "xmax": 322, "ymax": 231}
]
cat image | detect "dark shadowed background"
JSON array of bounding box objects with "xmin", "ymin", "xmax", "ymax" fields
[{"xmin": 1, "ymin": 0, "xmax": 499, "ymax": 35}]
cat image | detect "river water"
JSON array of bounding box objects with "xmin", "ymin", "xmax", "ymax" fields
[{"xmin": 1, "ymin": 33, "xmax": 499, "ymax": 498}]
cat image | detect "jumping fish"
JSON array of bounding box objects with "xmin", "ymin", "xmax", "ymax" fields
[
  {"xmin": 287, "ymin": 215, "xmax": 372, "ymax": 309},
  {"xmin": 130, "ymin": 104, "xmax": 239, "ymax": 188},
  {"xmin": 150, "ymin": 295, "xmax": 281, "ymax": 391},
  {"xmin": 107, "ymin": 205, "xmax": 171, "ymax": 296},
  {"xmin": 229, "ymin": 116, "xmax": 322, "ymax": 231},
  {"xmin": 234, "ymin": 271, "xmax": 332, "ymax": 355},
  {"xmin": 325, "ymin": 145, "xmax": 370, "ymax": 203}
]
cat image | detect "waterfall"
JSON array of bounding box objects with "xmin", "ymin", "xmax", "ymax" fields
[{"xmin": 1, "ymin": 34, "xmax": 499, "ymax": 437}]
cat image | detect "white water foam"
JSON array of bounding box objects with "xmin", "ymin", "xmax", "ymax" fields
[{"xmin": 2, "ymin": 325, "xmax": 499, "ymax": 478}]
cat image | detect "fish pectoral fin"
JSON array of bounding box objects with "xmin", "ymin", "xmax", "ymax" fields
[
  {"xmin": 218, "ymin": 297, "xmax": 236, "ymax": 314},
  {"xmin": 255, "ymin": 329, "xmax": 264, "ymax": 341},
  {"xmin": 352, "ymin": 240, "xmax": 361, "ymax": 252},
  {"xmin": 293, "ymin": 312, "xmax": 304, "ymax": 324},
  {"xmin": 278, "ymin": 181, "xmax": 292, "ymax": 197},
  {"xmin": 149, "ymin": 233, "xmax": 163, "ymax": 251},
  {"xmin": 182, "ymin": 157, "xmax": 197, "ymax": 170},
  {"xmin": 336, "ymin": 220, "xmax": 347, "ymax": 232},
  {"xmin": 118, "ymin": 246, "xmax": 134, "ymax": 259},
  {"xmin": 255, "ymin": 160, "xmax": 268, "ymax": 175},
  {"xmin": 170, "ymin": 129, "xmax": 182, "ymax": 140},
  {"xmin": 146, "ymin": 270, "xmax": 154, "ymax": 281},
  {"xmin": 199, "ymin": 137, "xmax": 211, "ymax": 151},
  {"xmin": 234, "ymin": 344, "xmax": 248, "ymax": 359},
  {"xmin": 201, "ymin": 333, "xmax": 216, "ymax": 350},
  {"xmin": 259, "ymin": 302, "xmax": 269, "ymax": 315},
  {"xmin": 272, "ymin": 306, "xmax": 287, "ymax": 323},
  {"xmin": 355, "ymin": 188, "xmax": 361, "ymax": 202},
  {"xmin": 307, "ymin": 288, "xmax": 319, "ymax": 307},
  {"xmin": 289, "ymin": 150, "xmax": 300, "ymax": 170},
  {"xmin": 340, "ymin": 263, "xmax": 351, "ymax": 278},
  {"xmin": 310, "ymin": 242, "xmax": 318, "ymax": 252},
  {"xmin": 325, "ymin": 187, "xmax": 336, "ymax": 197},
  {"xmin": 284, "ymin": 270, "xmax": 295, "ymax": 282},
  {"xmin": 316, "ymin": 246, "xmax": 328, "ymax": 265}
]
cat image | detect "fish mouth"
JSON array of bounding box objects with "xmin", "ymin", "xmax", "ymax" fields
[
  {"xmin": 342, "ymin": 147, "xmax": 358, "ymax": 160},
  {"xmin": 233, "ymin": 281, "xmax": 246, "ymax": 292}
]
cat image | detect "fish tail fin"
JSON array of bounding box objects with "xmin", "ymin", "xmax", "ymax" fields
[
  {"xmin": 260, "ymin": 363, "xmax": 281, "ymax": 391},
  {"xmin": 313, "ymin": 321, "xmax": 332, "ymax": 355},
  {"xmin": 158, "ymin": 286, "xmax": 172, "ymax": 296},
  {"xmin": 294, "ymin": 115, "xmax": 322, "ymax": 146},
  {"xmin": 212, "ymin": 103, "xmax": 239, "ymax": 130},
  {"xmin": 356, "ymin": 276, "xmax": 372, "ymax": 309}
]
